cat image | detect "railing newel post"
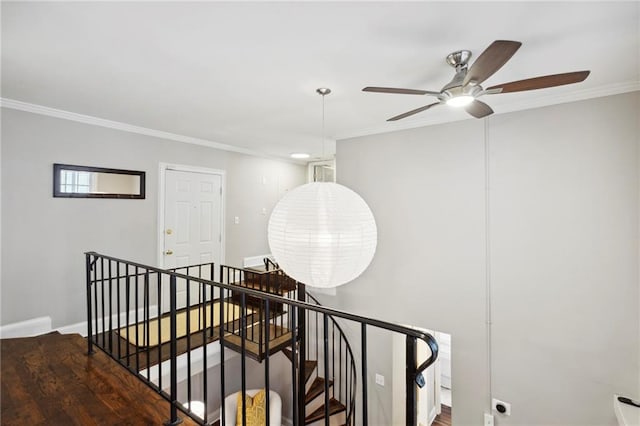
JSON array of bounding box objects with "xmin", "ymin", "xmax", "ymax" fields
[
  {"xmin": 85, "ymin": 253, "xmax": 95, "ymax": 355},
  {"xmin": 361, "ymin": 323, "xmax": 368, "ymax": 426},
  {"xmin": 406, "ymin": 336, "xmax": 418, "ymax": 426}
]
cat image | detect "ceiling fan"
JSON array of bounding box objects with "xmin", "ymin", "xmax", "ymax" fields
[{"xmin": 363, "ymin": 40, "xmax": 590, "ymax": 121}]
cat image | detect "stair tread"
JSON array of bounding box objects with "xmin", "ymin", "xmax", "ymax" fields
[
  {"xmin": 234, "ymin": 277, "xmax": 296, "ymax": 295},
  {"xmin": 305, "ymin": 377, "xmax": 334, "ymax": 404},
  {"xmin": 222, "ymin": 323, "xmax": 293, "ymax": 361},
  {"xmin": 282, "ymin": 349, "xmax": 318, "ymax": 384},
  {"xmin": 305, "ymin": 398, "xmax": 346, "ymax": 424}
]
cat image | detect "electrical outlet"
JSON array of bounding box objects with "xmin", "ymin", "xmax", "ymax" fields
[
  {"xmin": 375, "ymin": 373, "xmax": 384, "ymax": 386},
  {"xmin": 492, "ymin": 398, "xmax": 511, "ymax": 416},
  {"xmin": 234, "ymin": 216, "xmax": 240, "ymax": 224},
  {"xmin": 484, "ymin": 413, "xmax": 494, "ymax": 426}
]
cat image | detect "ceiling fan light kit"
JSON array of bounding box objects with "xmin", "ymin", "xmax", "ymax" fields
[{"xmin": 363, "ymin": 40, "xmax": 590, "ymax": 121}]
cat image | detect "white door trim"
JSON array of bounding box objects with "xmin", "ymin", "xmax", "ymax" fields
[{"xmin": 157, "ymin": 162, "xmax": 226, "ymax": 269}]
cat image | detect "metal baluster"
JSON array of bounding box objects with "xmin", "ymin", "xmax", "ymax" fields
[
  {"xmin": 86, "ymin": 254, "xmax": 94, "ymax": 354},
  {"xmin": 108, "ymin": 260, "xmax": 113, "ymax": 353},
  {"xmin": 100, "ymin": 257, "xmax": 105, "ymax": 347},
  {"xmin": 324, "ymin": 314, "xmax": 330, "ymax": 426},
  {"xmin": 362, "ymin": 324, "xmax": 368, "ymax": 426},
  {"xmin": 220, "ymin": 286, "xmax": 226, "ymax": 426},
  {"xmin": 166, "ymin": 274, "xmax": 180, "ymax": 425},
  {"xmin": 316, "ymin": 310, "xmax": 319, "ymax": 363},
  {"xmin": 135, "ymin": 266, "xmax": 140, "ymax": 372},
  {"xmin": 157, "ymin": 273, "xmax": 162, "ymax": 390},
  {"xmin": 186, "ymin": 271, "xmax": 192, "ymax": 408},
  {"xmin": 209, "ymin": 263, "xmax": 214, "ymax": 337},
  {"xmin": 125, "ymin": 273, "xmax": 131, "ymax": 367},
  {"xmin": 202, "ymin": 280, "xmax": 208, "ymax": 425},
  {"xmin": 290, "ymin": 303, "xmax": 298, "ymax": 426},
  {"xmin": 116, "ymin": 261, "xmax": 121, "ymax": 360},
  {"xmin": 297, "ymin": 283, "xmax": 306, "ymax": 426},
  {"xmin": 339, "ymin": 336, "xmax": 343, "ymax": 401},
  {"xmin": 94, "ymin": 257, "xmax": 100, "ymax": 351},
  {"xmin": 332, "ymin": 324, "xmax": 335, "ymax": 399},
  {"xmin": 265, "ymin": 299, "xmax": 271, "ymax": 426},
  {"xmin": 145, "ymin": 271, "xmax": 150, "ymax": 381},
  {"xmin": 241, "ymin": 292, "xmax": 247, "ymax": 426}
]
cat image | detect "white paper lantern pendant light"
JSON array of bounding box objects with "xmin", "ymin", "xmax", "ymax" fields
[{"xmin": 268, "ymin": 88, "xmax": 377, "ymax": 288}]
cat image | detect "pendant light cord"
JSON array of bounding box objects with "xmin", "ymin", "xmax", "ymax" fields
[
  {"xmin": 321, "ymin": 92, "xmax": 326, "ymax": 159},
  {"xmin": 316, "ymin": 87, "xmax": 331, "ymax": 160}
]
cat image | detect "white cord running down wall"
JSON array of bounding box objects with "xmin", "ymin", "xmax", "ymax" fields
[{"xmin": 484, "ymin": 117, "xmax": 494, "ymax": 409}]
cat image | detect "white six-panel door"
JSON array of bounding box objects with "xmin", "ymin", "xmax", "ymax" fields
[{"xmin": 162, "ymin": 167, "xmax": 223, "ymax": 309}]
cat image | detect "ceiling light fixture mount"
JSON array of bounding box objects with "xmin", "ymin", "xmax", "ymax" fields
[{"xmin": 445, "ymin": 50, "xmax": 472, "ymax": 70}]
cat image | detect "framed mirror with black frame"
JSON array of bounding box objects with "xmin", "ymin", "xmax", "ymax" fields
[{"xmin": 53, "ymin": 163, "xmax": 146, "ymax": 199}]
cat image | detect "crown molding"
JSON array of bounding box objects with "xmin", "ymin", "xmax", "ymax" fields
[
  {"xmin": 335, "ymin": 81, "xmax": 640, "ymax": 141},
  {"xmin": 3, "ymin": 80, "xmax": 637, "ymax": 155},
  {"xmin": 0, "ymin": 97, "xmax": 300, "ymax": 163}
]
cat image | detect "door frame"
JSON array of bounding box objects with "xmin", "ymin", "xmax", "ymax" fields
[{"xmin": 157, "ymin": 162, "xmax": 226, "ymax": 269}]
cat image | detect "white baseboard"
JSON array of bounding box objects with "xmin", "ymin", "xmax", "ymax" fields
[
  {"xmin": 0, "ymin": 316, "xmax": 52, "ymax": 338},
  {"xmin": 0, "ymin": 306, "xmax": 159, "ymax": 339},
  {"xmin": 56, "ymin": 305, "xmax": 159, "ymax": 337}
]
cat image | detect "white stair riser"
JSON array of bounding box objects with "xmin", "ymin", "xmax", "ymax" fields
[
  {"xmin": 304, "ymin": 368, "xmax": 318, "ymax": 394},
  {"xmin": 306, "ymin": 385, "xmax": 334, "ymax": 415}
]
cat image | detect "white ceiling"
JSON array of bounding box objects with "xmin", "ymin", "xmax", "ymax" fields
[{"xmin": 2, "ymin": 2, "xmax": 639, "ymax": 161}]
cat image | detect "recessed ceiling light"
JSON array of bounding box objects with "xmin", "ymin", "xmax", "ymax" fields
[
  {"xmin": 446, "ymin": 95, "xmax": 475, "ymax": 107},
  {"xmin": 290, "ymin": 153, "xmax": 310, "ymax": 159}
]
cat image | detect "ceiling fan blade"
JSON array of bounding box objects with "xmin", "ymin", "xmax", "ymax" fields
[
  {"xmin": 463, "ymin": 40, "xmax": 522, "ymax": 86},
  {"xmin": 363, "ymin": 86, "xmax": 440, "ymax": 96},
  {"xmin": 486, "ymin": 71, "xmax": 591, "ymax": 93},
  {"xmin": 465, "ymin": 100, "xmax": 494, "ymax": 119},
  {"xmin": 387, "ymin": 102, "xmax": 441, "ymax": 121}
]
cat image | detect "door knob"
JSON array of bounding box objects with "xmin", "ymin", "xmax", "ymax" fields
[{"xmin": 165, "ymin": 250, "xmax": 173, "ymax": 256}]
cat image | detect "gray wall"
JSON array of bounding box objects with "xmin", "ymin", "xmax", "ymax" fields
[
  {"xmin": 0, "ymin": 107, "xmax": 305, "ymax": 327},
  {"xmin": 335, "ymin": 92, "xmax": 639, "ymax": 425}
]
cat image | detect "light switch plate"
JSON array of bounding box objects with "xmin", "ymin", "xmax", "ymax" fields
[{"xmin": 484, "ymin": 413, "xmax": 494, "ymax": 426}]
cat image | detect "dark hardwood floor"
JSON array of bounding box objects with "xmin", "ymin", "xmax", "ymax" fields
[
  {"xmin": 432, "ymin": 404, "xmax": 452, "ymax": 426},
  {"xmin": 1, "ymin": 332, "xmax": 200, "ymax": 426}
]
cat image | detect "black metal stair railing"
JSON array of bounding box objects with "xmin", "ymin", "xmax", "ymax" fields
[{"xmin": 86, "ymin": 251, "xmax": 438, "ymax": 426}]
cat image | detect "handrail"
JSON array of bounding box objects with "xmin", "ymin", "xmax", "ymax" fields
[
  {"xmin": 86, "ymin": 251, "xmax": 439, "ymax": 373},
  {"xmin": 85, "ymin": 251, "xmax": 438, "ymax": 425}
]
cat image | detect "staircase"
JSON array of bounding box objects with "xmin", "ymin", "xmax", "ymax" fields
[
  {"xmin": 220, "ymin": 264, "xmax": 355, "ymax": 425},
  {"xmin": 85, "ymin": 252, "xmax": 438, "ymax": 426}
]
